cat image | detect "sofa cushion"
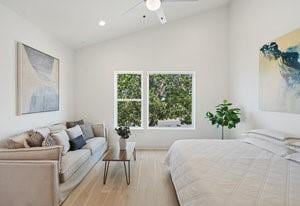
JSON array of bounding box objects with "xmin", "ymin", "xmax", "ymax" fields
[
  {"xmin": 69, "ymin": 135, "xmax": 86, "ymax": 151},
  {"xmin": 60, "ymin": 149, "xmax": 90, "ymax": 183},
  {"xmin": 92, "ymin": 124, "xmax": 106, "ymax": 137},
  {"xmin": 42, "ymin": 135, "xmax": 56, "ymax": 147},
  {"xmin": 32, "ymin": 127, "xmax": 51, "ymax": 139},
  {"xmin": 48, "ymin": 123, "xmax": 67, "ymax": 133},
  {"xmin": 66, "ymin": 125, "xmax": 83, "ymax": 139},
  {"xmin": 80, "ymin": 124, "xmax": 94, "ymax": 140},
  {"xmin": 7, "ymin": 133, "xmax": 30, "ymax": 149},
  {"xmin": 26, "ymin": 130, "xmax": 45, "ymax": 147},
  {"xmin": 51, "ymin": 131, "xmax": 70, "ymax": 155},
  {"xmin": 83, "ymin": 137, "xmax": 106, "ymax": 154}
]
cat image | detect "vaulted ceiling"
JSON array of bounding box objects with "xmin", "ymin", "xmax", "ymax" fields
[{"xmin": 0, "ymin": 0, "xmax": 230, "ymax": 48}]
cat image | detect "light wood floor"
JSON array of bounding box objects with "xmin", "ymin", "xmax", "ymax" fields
[{"xmin": 62, "ymin": 150, "xmax": 179, "ymax": 206}]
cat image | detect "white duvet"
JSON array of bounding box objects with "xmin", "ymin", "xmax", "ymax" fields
[{"xmin": 166, "ymin": 139, "xmax": 300, "ymax": 206}]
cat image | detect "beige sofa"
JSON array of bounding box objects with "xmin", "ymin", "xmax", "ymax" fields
[{"xmin": 0, "ymin": 123, "xmax": 108, "ymax": 206}]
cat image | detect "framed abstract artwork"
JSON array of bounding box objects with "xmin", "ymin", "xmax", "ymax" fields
[
  {"xmin": 17, "ymin": 43, "xmax": 59, "ymax": 115},
  {"xmin": 259, "ymin": 28, "xmax": 300, "ymax": 114}
]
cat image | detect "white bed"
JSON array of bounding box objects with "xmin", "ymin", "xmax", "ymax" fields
[{"xmin": 166, "ymin": 138, "xmax": 300, "ymax": 206}]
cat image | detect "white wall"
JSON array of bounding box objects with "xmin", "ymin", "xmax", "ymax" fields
[
  {"xmin": 75, "ymin": 6, "xmax": 229, "ymax": 148},
  {"xmin": 0, "ymin": 4, "xmax": 75, "ymax": 139},
  {"xmin": 229, "ymin": 0, "xmax": 300, "ymax": 137}
]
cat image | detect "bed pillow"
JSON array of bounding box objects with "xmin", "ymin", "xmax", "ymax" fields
[
  {"xmin": 242, "ymin": 132, "xmax": 285, "ymax": 146},
  {"xmin": 241, "ymin": 137, "xmax": 295, "ymax": 157},
  {"xmin": 285, "ymin": 152, "xmax": 300, "ymax": 163},
  {"xmin": 244, "ymin": 129, "xmax": 300, "ymax": 142},
  {"xmin": 286, "ymin": 141, "xmax": 300, "ymax": 152}
]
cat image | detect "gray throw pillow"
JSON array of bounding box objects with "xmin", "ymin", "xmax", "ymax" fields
[
  {"xmin": 42, "ymin": 135, "xmax": 56, "ymax": 147},
  {"xmin": 66, "ymin": 119, "xmax": 84, "ymax": 129},
  {"xmin": 80, "ymin": 124, "xmax": 94, "ymax": 140}
]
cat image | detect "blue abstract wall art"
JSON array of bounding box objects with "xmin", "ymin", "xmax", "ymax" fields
[
  {"xmin": 17, "ymin": 43, "xmax": 59, "ymax": 114},
  {"xmin": 259, "ymin": 28, "xmax": 300, "ymax": 114}
]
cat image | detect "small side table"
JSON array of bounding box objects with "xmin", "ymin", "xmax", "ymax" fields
[{"xmin": 102, "ymin": 142, "xmax": 136, "ymax": 185}]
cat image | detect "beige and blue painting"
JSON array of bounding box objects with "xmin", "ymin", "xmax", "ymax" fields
[
  {"xmin": 259, "ymin": 28, "xmax": 300, "ymax": 114},
  {"xmin": 18, "ymin": 43, "xmax": 59, "ymax": 114}
]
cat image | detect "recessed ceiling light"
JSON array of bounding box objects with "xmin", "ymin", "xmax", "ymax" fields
[{"xmin": 98, "ymin": 20, "xmax": 106, "ymax": 26}]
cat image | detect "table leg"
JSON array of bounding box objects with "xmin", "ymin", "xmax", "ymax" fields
[
  {"xmin": 128, "ymin": 161, "xmax": 130, "ymax": 184},
  {"xmin": 134, "ymin": 148, "xmax": 136, "ymax": 161},
  {"xmin": 123, "ymin": 161, "xmax": 130, "ymax": 185},
  {"xmin": 103, "ymin": 161, "xmax": 110, "ymax": 184}
]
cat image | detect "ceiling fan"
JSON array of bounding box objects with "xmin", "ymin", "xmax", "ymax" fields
[{"xmin": 123, "ymin": 0, "xmax": 199, "ymax": 24}]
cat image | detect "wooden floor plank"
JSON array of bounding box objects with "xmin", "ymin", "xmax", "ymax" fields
[{"xmin": 62, "ymin": 150, "xmax": 179, "ymax": 206}]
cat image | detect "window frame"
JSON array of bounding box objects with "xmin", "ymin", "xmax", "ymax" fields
[
  {"xmin": 114, "ymin": 71, "xmax": 144, "ymax": 130},
  {"xmin": 146, "ymin": 71, "xmax": 196, "ymax": 130}
]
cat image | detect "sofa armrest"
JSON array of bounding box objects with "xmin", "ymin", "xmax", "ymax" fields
[
  {"xmin": 0, "ymin": 160, "xmax": 60, "ymax": 206},
  {"xmin": 92, "ymin": 123, "xmax": 108, "ymax": 142},
  {"xmin": 0, "ymin": 146, "xmax": 63, "ymax": 171}
]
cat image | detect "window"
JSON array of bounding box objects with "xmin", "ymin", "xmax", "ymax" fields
[
  {"xmin": 114, "ymin": 72, "xmax": 143, "ymax": 128},
  {"xmin": 147, "ymin": 72, "xmax": 195, "ymax": 129},
  {"xmin": 114, "ymin": 71, "xmax": 195, "ymax": 130}
]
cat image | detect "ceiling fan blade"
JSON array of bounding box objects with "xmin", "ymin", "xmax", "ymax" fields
[
  {"xmin": 163, "ymin": 0, "xmax": 198, "ymax": 2},
  {"xmin": 122, "ymin": 0, "xmax": 144, "ymax": 16},
  {"xmin": 156, "ymin": 6, "xmax": 167, "ymax": 24}
]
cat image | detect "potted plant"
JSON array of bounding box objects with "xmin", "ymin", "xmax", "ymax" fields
[
  {"xmin": 115, "ymin": 126, "xmax": 131, "ymax": 150},
  {"xmin": 205, "ymin": 100, "xmax": 241, "ymax": 140}
]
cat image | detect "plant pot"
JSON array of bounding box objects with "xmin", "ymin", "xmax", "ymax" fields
[{"xmin": 119, "ymin": 138, "xmax": 127, "ymax": 150}]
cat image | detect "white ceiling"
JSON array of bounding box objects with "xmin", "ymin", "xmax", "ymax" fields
[{"xmin": 0, "ymin": 0, "xmax": 230, "ymax": 49}]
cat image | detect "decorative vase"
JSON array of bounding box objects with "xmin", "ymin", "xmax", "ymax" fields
[{"xmin": 119, "ymin": 138, "xmax": 127, "ymax": 150}]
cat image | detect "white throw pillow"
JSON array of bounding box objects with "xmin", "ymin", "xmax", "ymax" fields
[
  {"xmin": 66, "ymin": 125, "xmax": 83, "ymax": 139},
  {"xmin": 51, "ymin": 130, "xmax": 70, "ymax": 155}
]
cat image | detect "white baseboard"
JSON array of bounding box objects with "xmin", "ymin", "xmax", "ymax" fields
[{"xmin": 136, "ymin": 146, "xmax": 169, "ymax": 150}]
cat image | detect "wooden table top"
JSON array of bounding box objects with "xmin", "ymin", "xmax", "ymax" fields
[{"xmin": 103, "ymin": 142, "xmax": 136, "ymax": 161}]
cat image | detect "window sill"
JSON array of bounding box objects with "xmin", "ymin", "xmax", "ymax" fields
[
  {"xmin": 146, "ymin": 127, "xmax": 196, "ymax": 130},
  {"xmin": 129, "ymin": 127, "xmax": 144, "ymax": 131}
]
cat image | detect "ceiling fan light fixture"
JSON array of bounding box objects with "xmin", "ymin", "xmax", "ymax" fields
[
  {"xmin": 98, "ymin": 20, "xmax": 106, "ymax": 26},
  {"xmin": 146, "ymin": 0, "xmax": 161, "ymax": 11}
]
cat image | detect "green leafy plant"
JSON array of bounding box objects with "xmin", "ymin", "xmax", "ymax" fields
[
  {"xmin": 115, "ymin": 126, "xmax": 131, "ymax": 139},
  {"xmin": 205, "ymin": 100, "xmax": 241, "ymax": 140}
]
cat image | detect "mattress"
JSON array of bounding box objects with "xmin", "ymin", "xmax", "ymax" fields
[{"xmin": 165, "ymin": 139, "xmax": 300, "ymax": 206}]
